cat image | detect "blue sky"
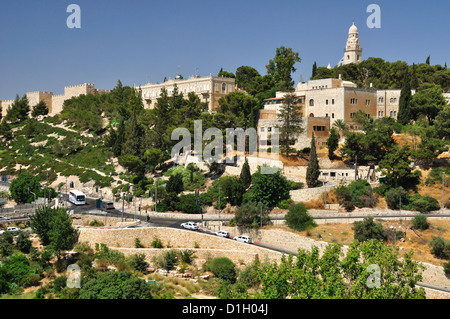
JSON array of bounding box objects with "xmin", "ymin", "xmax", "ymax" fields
[{"xmin": 0, "ymin": 0, "xmax": 449, "ymax": 100}]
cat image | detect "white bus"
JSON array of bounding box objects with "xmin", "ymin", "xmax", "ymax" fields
[{"xmin": 69, "ymin": 190, "xmax": 86, "ymax": 205}]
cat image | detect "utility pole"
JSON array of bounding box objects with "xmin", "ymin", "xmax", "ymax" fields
[
  {"xmin": 260, "ymin": 202, "xmax": 263, "ymax": 228},
  {"xmin": 155, "ymin": 178, "xmax": 158, "ymax": 212},
  {"xmin": 218, "ymin": 180, "xmax": 221, "ymax": 231},
  {"xmin": 443, "ymin": 172, "xmax": 446, "ymax": 210},
  {"xmin": 324, "ymin": 181, "xmax": 327, "ymax": 210},
  {"xmin": 121, "ymin": 192, "xmax": 125, "ymax": 223}
]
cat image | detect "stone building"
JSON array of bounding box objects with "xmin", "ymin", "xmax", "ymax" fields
[{"xmin": 135, "ymin": 75, "xmax": 237, "ymax": 113}]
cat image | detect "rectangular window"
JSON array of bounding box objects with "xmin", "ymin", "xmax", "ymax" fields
[{"xmin": 332, "ymin": 113, "xmax": 335, "ymax": 118}]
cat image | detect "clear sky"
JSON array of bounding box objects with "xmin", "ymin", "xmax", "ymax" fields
[{"xmin": 0, "ymin": 0, "xmax": 449, "ymax": 100}]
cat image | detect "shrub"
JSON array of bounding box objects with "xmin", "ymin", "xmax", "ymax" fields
[
  {"xmin": 444, "ymin": 261, "xmax": 450, "ymax": 276},
  {"xmin": 412, "ymin": 214, "xmax": 429, "ymax": 231},
  {"xmin": 278, "ymin": 198, "xmax": 293, "ymax": 209},
  {"xmin": 284, "ymin": 203, "xmax": 317, "ymax": 231},
  {"xmin": 176, "ymin": 194, "xmax": 200, "ymax": 214},
  {"xmin": 179, "ymin": 250, "xmax": 195, "ymax": 264},
  {"xmin": 209, "ymin": 257, "xmax": 237, "ymax": 283},
  {"xmin": 409, "ymin": 195, "xmax": 440, "ymax": 213},
  {"xmin": 151, "ymin": 236, "xmax": 163, "ymax": 248},
  {"xmin": 352, "ymin": 216, "xmax": 386, "ymax": 242},
  {"xmin": 127, "ymin": 253, "xmax": 149, "ymax": 272},
  {"xmin": 429, "ymin": 236, "xmax": 450, "ymax": 259},
  {"xmin": 234, "ymin": 202, "xmax": 271, "ymax": 229},
  {"xmin": 385, "ymin": 187, "xmax": 409, "ymax": 210},
  {"xmin": 134, "ymin": 238, "xmax": 144, "ymax": 248}
]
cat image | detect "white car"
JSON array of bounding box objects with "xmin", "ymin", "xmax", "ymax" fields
[
  {"xmin": 0, "ymin": 216, "xmax": 11, "ymax": 220},
  {"xmin": 180, "ymin": 222, "xmax": 199, "ymax": 231},
  {"xmin": 6, "ymin": 227, "xmax": 21, "ymax": 233},
  {"xmin": 233, "ymin": 235, "xmax": 252, "ymax": 243},
  {"xmin": 215, "ymin": 230, "xmax": 230, "ymax": 238}
]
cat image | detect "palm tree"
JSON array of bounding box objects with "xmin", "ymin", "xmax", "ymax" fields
[{"xmin": 332, "ymin": 119, "xmax": 348, "ymax": 137}]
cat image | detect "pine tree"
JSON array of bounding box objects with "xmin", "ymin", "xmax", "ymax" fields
[
  {"xmin": 240, "ymin": 157, "xmax": 252, "ymax": 188},
  {"xmin": 277, "ymin": 92, "xmax": 304, "ymax": 157},
  {"xmin": 306, "ymin": 133, "xmax": 320, "ymax": 188},
  {"xmin": 31, "ymin": 101, "xmax": 49, "ymax": 118},
  {"xmin": 397, "ymin": 70, "xmax": 413, "ymax": 125},
  {"xmin": 425, "ymin": 56, "xmax": 431, "ymax": 65},
  {"xmin": 122, "ymin": 104, "xmax": 141, "ymax": 157}
]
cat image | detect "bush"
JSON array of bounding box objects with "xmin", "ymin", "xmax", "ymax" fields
[
  {"xmin": 352, "ymin": 216, "xmax": 386, "ymax": 242},
  {"xmin": 412, "ymin": 214, "xmax": 429, "ymax": 231},
  {"xmin": 278, "ymin": 198, "xmax": 293, "ymax": 209},
  {"xmin": 284, "ymin": 203, "xmax": 317, "ymax": 231},
  {"xmin": 151, "ymin": 236, "xmax": 163, "ymax": 248},
  {"xmin": 444, "ymin": 262, "xmax": 450, "ymax": 276},
  {"xmin": 209, "ymin": 257, "xmax": 237, "ymax": 283},
  {"xmin": 234, "ymin": 202, "xmax": 271, "ymax": 229},
  {"xmin": 176, "ymin": 194, "xmax": 200, "ymax": 214},
  {"xmin": 179, "ymin": 250, "xmax": 195, "ymax": 264},
  {"xmin": 429, "ymin": 236, "xmax": 450, "ymax": 259},
  {"xmin": 127, "ymin": 253, "xmax": 149, "ymax": 272},
  {"xmin": 409, "ymin": 195, "xmax": 440, "ymax": 213},
  {"xmin": 385, "ymin": 187, "xmax": 409, "ymax": 210}
]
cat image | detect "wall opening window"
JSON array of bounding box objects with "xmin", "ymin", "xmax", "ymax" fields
[{"xmin": 309, "ymin": 99, "xmax": 314, "ymax": 107}]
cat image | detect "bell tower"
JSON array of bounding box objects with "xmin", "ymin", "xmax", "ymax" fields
[{"xmin": 343, "ymin": 22, "xmax": 362, "ymax": 65}]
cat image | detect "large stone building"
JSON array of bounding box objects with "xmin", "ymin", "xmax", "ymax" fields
[
  {"xmin": 0, "ymin": 83, "xmax": 108, "ymax": 118},
  {"xmin": 135, "ymin": 75, "xmax": 237, "ymax": 113}
]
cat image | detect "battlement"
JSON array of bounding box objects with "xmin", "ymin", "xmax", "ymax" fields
[
  {"xmin": 65, "ymin": 83, "xmax": 95, "ymax": 89},
  {"xmin": 27, "ymin": 91, "xmax": 53, "ymax": 95}
]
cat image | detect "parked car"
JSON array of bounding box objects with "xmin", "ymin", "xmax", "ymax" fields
[
  {"xmin": 103, "ymin": 201, "xmax": 115, "ymax": 209},
  {"xmin": 215, "ymin": 230, "xmax": 230, "ymax": 238},
  {"xmin": 0, "ymin": 216, "xmax": 11, "ymax": 221},
  {"xmin": 123, "ymin": 225, "xmax": 140, "ymax": 229},
  {"xmin": 233, "ymin": 235, "xmax": 252, "ymax": 243},
  {"xmin": 6, "ymin": 227, "xmax": 20, "ymax": 233},
  {"xmin": 180, "ymin": 222, "xmax": 199, "ymax": 230}
]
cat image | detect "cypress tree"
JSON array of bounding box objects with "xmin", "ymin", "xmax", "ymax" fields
[
  {"xmin": 240, "ymin": 157, "xmax": 252, "ymax": 188},
  {"xmin": 312, "ymin": 61, "xmax": 317, "ymax": 78},
  {"xmin": 306, "ymin": 133, "xmax": 320, "ymax": 188},
  {"xmin": 397, "ymin": 70, "xmax": 413, "ymax": 125},
  {"xmin": 113, "ymin": 117, "xmax": 125, "ymax": 157},
  {"xmin": 410, "ymin": 63, "xmax": 419, "ymax": 90}
]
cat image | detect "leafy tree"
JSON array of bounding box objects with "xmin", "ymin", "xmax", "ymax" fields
[
  {"xmin": 428, "ymin": 236, "xmax": 450, "ymax": 259},
  {"xmin": 217, "ymin": 91, "xmax": 259, "ymax": 129},
  {"xmin": 121, "ymin": 102, "xmax": 143, "ymax": 157},
  {"xmin": 284, "ymin": 203, "xmax": 316, "ymax": 231},
  {"xmin": 411, "ymin": 83, "xmax": 447, "ymax": 124},
  {"xmin": 258, "ymin": 240, "xmax": 425, "ymax": 299},
  {"xmin": 352, "ymin": 216, "xmax": 386, "ymax": 242},
  {"xmin": 266, "ymin": 46, "xmax": 302, "ymax": 91},
  {"xmin": 0, "ymin": 253, "xmax": 39, "ymax": 294},
  {"xmin": 9, "ymin": 171, "xmax": 41, "ymax": 204},
  {"xmin": 30, "ymin": 206, "xmax": 78, "ymax": 254},
  {"xmin": 126, "ymin": 253, "xmax": 149, "ymax": 272},
  {"xmin": 16, "ymin": 231, "xmax": 32, "ymax": 254},
  {"xmin": 435, "ymin": 105, "xmax": 450, "ymax": 140},
  {"xmin": 31, "ymin": 101, "xmax": 49, "ymax": 118},
  {"xmin": 175, "ymin": 194, "xmax": 200, "ymax": 214},
  {"xmin": 306, "ymin": 133, "xmax": 320, "ymax": 188},
  {"xmin": 277, "ymin": 93, "xmax": 304, "ymax": 156},
  {"xmin": 239, "ymin": 158, "xmax": 252, "ymax": 189},
  {"xmin": 234, "ymin": 201, "xmax": 270, "ymax": 229},
  {"xmin": 209, "ymin": 257, "xmax": 237, "ymax": 283},
  {"xmin": 78, "ymin": 271, "xmax": 153, "ymax": 299},
  {"xmin": 247, "ymin": 167, "xmax": 289, "ymax": 207},
  {"xmin": 166, "ymin": 173, "xmax": 183, "ymax": 194},
  {"xmin": 397, "ymin": 70, "xmax": 413, "ymax": 125},
  {"xmin": 385, "ymin": 187, "xmax": 409, "ymax": 210},
  {"xmin": 326, "ymin": 128, "xmax": 339, "ymax": 160},
  {"xmin": 221, "ymin": 176, "xmax": 246, "ymax": 206},
  {"xmin": 378, "ymin": 145, "xmax": 421, "ymax": 190}
]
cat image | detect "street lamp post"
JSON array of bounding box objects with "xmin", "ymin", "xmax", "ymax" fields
[{"xmin": 443, "ymin": 172, "xmax": 446, "ymax": 210}]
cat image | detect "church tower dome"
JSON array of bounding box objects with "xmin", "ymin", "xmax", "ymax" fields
[{"xmin": 343, "ymin": 21, "xmax": 362, "ymax": 65}]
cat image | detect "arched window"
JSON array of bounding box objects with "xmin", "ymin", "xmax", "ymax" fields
[
  {"xmin": 309, "ymin": 99, "xmax": 314, "ymax": 107},
  {"xmin": 222, "ymin": 83, "xmax": 227, "ymax": 93},
  {"xmin": 309, "ymin": 113, "xmax": 314, "ymax": 117}
]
